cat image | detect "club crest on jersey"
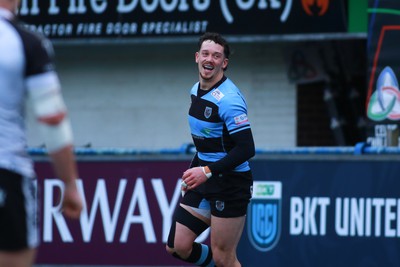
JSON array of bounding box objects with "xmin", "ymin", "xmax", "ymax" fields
[
  {"xmin": 247, "ymin": 181, "xmax": 282, "ymax": 252},
  {"xmin": 204, "ymin": 107, "xmax": 212, "ymax": 118},
  {"xmin": 234, "ymin": 114, "xmax": 248, "ymax": 125},
  {"xmin": 211, "ymin": 89, "xmax": 224, "ymax": 101}
]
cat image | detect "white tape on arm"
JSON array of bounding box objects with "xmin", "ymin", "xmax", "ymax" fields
[
  {"xmin": 27, "ymin": 72, "xmax": 65, "ymax": 116},
  {"xmin": 27, "ymin": 72, "xmax": 73, "ymax": 152},
  {"xmin": 37, "ymin": 118, "xmax": 73, "ymax": 152}
]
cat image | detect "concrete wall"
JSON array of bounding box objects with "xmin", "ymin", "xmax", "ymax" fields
[{"xmin": 26, "ymin": 42, "xmax": 296, "ymax": 150}]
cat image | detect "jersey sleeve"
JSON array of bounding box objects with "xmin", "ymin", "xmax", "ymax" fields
[
  {"xmin": 21, "ymin": 29, "xmax": 56, "ymax": 77},
  {"xmin": 206, "ymin": 90, "xmax": 255, "ymax": 174},
  {"xmin": 219, "ymin": 91, "xmax": 251, "ymax": 135},
  {"xmin": 208, "ymin": 128, "xmax": 255, "ymax": 174},
  {"xmin": 19, "ymin": 29, "xmax": 61, "ymax": 95}
]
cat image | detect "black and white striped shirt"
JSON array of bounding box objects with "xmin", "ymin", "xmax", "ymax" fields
[{"xmin": 0, "ymin": 7, "xmax": 59, "ymax": 178}]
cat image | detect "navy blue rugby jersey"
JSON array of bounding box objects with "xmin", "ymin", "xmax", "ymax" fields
[{"xmin": 188, "ymin": 76, "xmax": 251, "ymax": 172}]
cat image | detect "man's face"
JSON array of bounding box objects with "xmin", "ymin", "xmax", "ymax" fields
[{"xmin": 195, "ymin": 40, "xmax": 228, "ymax": 82}]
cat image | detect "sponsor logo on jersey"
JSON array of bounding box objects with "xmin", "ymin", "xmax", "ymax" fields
[
  {"xmin": 201, "ymin": 128, "xmax": 212, "ymax": 136},
  {"xmin": 211, "ymin": 89, "xmax": 224, "ymax": 101},
  {"xmin": 204, "ymin": 106, "xmax": 212, "ymax": 118},
  {"xmin": 247, "ymin": 181, "xmax": 282, "ymax": 252},
  {"xmin": 234, "ymin": 114, "xmax": 248, "ymax": 125}
]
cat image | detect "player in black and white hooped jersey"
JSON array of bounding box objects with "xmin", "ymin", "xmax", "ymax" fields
[{"xmin": 0, "ymin": 1, "xmax": 82, "ymax": 266}]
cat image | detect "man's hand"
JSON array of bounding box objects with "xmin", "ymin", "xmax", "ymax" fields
[
  {"xmin": 62, "ymin": 183, "xmax": 83, "ymax": 219},
  {"xmin": 181, "ymin": 166, "xmax": 208, "ymax": 191}
]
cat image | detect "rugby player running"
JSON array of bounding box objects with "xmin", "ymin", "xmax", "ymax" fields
[{"xmin": 166, "ymin": 32, "xmax": 255, "ymax": 267}]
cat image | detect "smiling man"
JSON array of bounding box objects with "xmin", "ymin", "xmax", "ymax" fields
[{"xmin": 166, "ymin": 32, "xmax": 255, "ymax": 267}]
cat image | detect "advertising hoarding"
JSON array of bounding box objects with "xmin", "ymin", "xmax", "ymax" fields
[
  {"xmin": 33, "ymin": 155, "xmax": 400, "ymax": 266},
  {"xmin": 366, "ymin": 0, "xmax": 400, "ymax": 146},
  {"xmin": 19, "ymin": 0, "xmax": 347, "ymax": 41}
]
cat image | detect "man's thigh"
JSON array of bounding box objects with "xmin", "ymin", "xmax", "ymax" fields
[{"xmin": 210, "ymin": 215, "xmax": 246, "ymax": 250}]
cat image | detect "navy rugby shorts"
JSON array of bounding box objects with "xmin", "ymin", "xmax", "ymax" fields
[
  {"xmin": 0, "ymin": 168, "xmax": 38, "ymax": 251},
  {"xmin": 182, "ymin": 170, "xmax": 253, "ymax": 218}
]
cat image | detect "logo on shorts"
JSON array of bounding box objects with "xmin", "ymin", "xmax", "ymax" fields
[
  {"xmin": 215, "ymin": 200, "xmax": 225, "ymax": 211},
  {"xmin": 0, "ymin": 188, "xmax": 7, "ymax": 207},
  {"xmin": 247, "ymin": 181, "xmax": 282, "ymax": 251}
]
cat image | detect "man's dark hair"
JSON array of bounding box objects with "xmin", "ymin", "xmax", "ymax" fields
[{"xmin": 198, "ymin": 32, "xmax": 231, "ymax": 59}]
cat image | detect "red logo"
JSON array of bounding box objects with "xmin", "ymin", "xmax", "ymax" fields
[{"xmin": 301, "ymin": 0, "xmax": 329, "ymax": 16}]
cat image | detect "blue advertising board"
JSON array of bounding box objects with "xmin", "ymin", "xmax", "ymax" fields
[
  {"xmin": 30, "ymin": 147, "xmax": 400, "ymax": 267},
  {"xmin": 239, "ymin": 157, "xmax": 400, "ymax": 267}
]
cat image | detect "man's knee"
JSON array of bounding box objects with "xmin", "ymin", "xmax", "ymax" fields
[
  {"xmin": 171, "ymin": 241, "xmax": 193, "ymax": 259},
  {"xmin": 212, "ymin": 249, "xmax": 223, "ymax": 266},
  {"xmin": 167, "ymin": 218, "xmax": 196, "ymax": 258},
  {"xmin": 165, "ymin": 244, "xmax": 174, "ymax": 255},
  {"xmin": 212, "ymin": 247, "xmax": 238, "ymax": 267}
]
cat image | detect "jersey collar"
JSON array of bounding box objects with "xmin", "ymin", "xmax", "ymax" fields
[{"xmin": 198, "ymin": 75, "xmax": 227, "ymax": 92}]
